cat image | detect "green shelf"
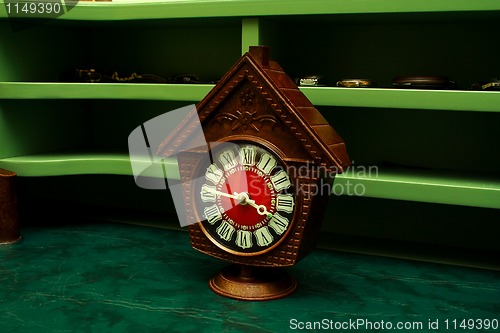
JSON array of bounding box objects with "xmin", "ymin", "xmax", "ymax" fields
[
  {"xmin": 0, "ymin": 82, "xmax": 213, "ymax": 101},
  {"xmin": 0, "ymin": 152, "xmax": 179, "ymax": 178},
  {"xmin": 1, "ymin": 152, "xmax": 498, "ymax": 209},
  {"xmin": 2, "ymin": 82, "xmax": 500, "ymax": 112},
  {"xmin": 300, "ymin": 87, "xmax": 500, "ymax": 112},
  {"xmin": 1, "ymin": 0, "xmax": 500, "ymax": 21},
  {"xmin": 336, "ymin": 167, "xmax": 500, "ymax": 209}
]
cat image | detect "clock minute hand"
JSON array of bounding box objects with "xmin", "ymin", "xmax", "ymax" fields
[{"xmin": 205, "ymin": 188, "xmax": 240, "ymax": 200}]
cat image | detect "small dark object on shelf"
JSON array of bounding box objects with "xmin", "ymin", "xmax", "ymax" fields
[
  {"xmin": 69, "ymin": 69, "xmax": 218, "ymax": 84},
  {"xmin": 392, "ymin": 76, "xmax": 456, "ymax": 90},
  {"xmin": 172, "ymin": 73, "xmax": 201, "ymax": 84},
  {"xmin": 170, "ymin": 74, "xmax": 219, "ymax": 84},
  {"xmin": 75, "ymin": 69, "xmax": 102, "ymax": 83},
  {"xmin": 73, "ymin": 69, "xmax": 168, "ymax": 84},
  {"xmin": 296, "ymin": 75, "xmax": 326, "ymax": 87},
  {"xmin": 471, "ymin": 78, "xmax": 500, "ymax": 91},
  {"xmin": 336, "ymin": 79, "xmax": 376, "ymax": 88}
]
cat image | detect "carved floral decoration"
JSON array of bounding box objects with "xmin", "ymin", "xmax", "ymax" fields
[{"xmin": 214, "ymin": 87, "xmax": 281, "ymax": 132}]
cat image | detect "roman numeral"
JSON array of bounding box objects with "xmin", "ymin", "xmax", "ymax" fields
[
  {"xmin": 276, "ymin": 194, "xmax": 294, "ymax": 214},
  {"xmin": 254, "ymin": 226, "xmax": 273, "ymax": 247},
  {"xmin": 239, "ymin": 147, "xmax": 257, "ymax": 166},
  {"xmin": 200, "ymin": 184, "xmax": 216, "ymax": 202},
  {"xmin": 268, "ymin": 213, "xmax": 289, "ymax": 235},
  {"xmin": 205, "ymin": 164, "xmax": 223, "ymax": 185},
  {"xmin": 270, "ymin": 170, "xmax": 291, "ymax": 191},
  {"xmin": 203, "ymin": 204, "xmax": 222, "ymax": 225},
  {"xmin": 235, "ymin": 230, "xmax": 253, "ymax": 249},
  {"xmin": 256, "ymin": 153, "xmax": 277, "ymax": 174},
  {"xmin": 218, "ymin": 150, "xmax": 238, "ymax": 171},
  {"xmin": 216, "ymin": 220, "xmax": 235, "ymax": 242}
]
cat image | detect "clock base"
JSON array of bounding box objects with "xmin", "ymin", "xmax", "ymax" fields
[{"xmin": 209, "ymin": 264, "xmax": 297, "ymax": 301}]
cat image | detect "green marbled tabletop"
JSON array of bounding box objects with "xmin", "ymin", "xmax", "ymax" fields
[{"xmin": 1, "ymin": 222, "xmax": 499, "ymax": 333}]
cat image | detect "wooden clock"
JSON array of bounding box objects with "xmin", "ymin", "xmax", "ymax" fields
[{"xmin": 158, "ymin": 46, "xmax": 350, "ymax": 300}]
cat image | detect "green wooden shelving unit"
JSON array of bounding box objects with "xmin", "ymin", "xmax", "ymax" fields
[{"xmin": 1, "ymin": 0, "xmax": 499, "ymax": 254}]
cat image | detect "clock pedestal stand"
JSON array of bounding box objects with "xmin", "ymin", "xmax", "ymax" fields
[{"xmin": 209, "ymin": 264, "xmax": 297, "ymax": 301}]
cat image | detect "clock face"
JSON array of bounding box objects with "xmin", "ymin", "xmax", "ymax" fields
[{"xmin": 194, "ymin": 141, "xmax": 296, "ymax": 256}]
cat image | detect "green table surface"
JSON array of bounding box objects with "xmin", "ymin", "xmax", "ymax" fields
[{"xmin": 1, "ymin": 222, "xmax": 499, "ymax": 333}]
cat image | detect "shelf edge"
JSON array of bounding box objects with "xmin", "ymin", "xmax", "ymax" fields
[
  {"xmin": 300, "ymin": 87, "xmax": 500, "ymax": 112},
  {"xmin": 2, "ymin": 0, "xmax": 500, "ymax": 21},
  {"xmin": 0, "ymin": 82, "xmax": 213, "ymax": 101},
  {"xmin": 2, "ymin": 83, "xmax": 500, "ymax": 112}
]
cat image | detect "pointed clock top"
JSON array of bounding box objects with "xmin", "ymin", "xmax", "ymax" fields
[
  {"xmin": 158, "ymin": 46, "xmax": 350, "ymax": 173},
  {"xmin": 248, "ymin": 46, "xmax": 270, "ymax": 67}
]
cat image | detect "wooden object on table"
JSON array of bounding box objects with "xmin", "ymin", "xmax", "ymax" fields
[
  {"xmin": 0, "ymin": 168, "xmax": 21, "ymax": 245},
  {"xmin": 158, "ymin": 46, "xmax": 350, "ymax": 300}
]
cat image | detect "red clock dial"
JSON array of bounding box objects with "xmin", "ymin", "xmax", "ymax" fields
[{"xmin": 195, "ymin": 141, "xmax": 295, "ymax": 255}]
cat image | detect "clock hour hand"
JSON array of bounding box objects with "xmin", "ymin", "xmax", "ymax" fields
[
  {"xmin": 235, "ymin": 192, "xmax": 273, "ymax": 218},
  {"xmin": 204, "ymin": 187, "xmax": 272, "ymax": 217}
]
